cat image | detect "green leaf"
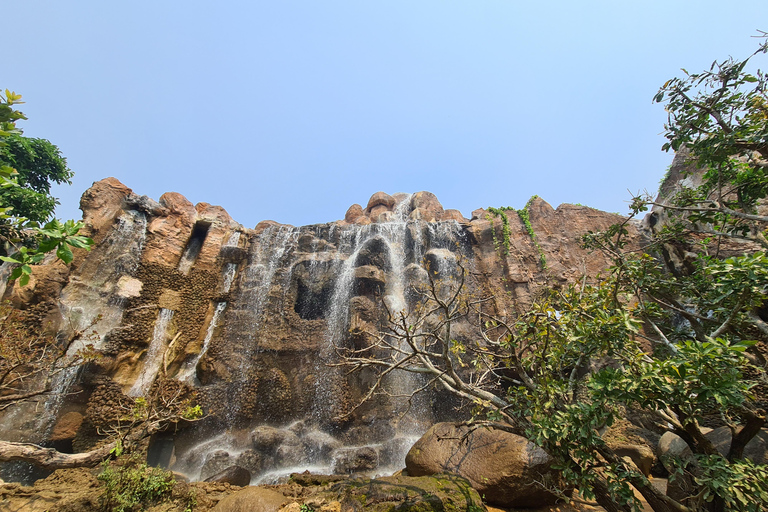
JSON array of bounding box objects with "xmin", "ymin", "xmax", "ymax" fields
[{"xmin": 56, "ymin": 244, "xmax": 74, "ymax": 264}]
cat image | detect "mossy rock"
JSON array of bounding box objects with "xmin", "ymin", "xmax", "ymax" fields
[{"xmin": 324, "ymin": 474, "xmax": 486, "ymax": 512}]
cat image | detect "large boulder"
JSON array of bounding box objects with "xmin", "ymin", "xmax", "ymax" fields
[{"xmin": 405, "ymin": 422, "xmax": 565, "ymax": 508}]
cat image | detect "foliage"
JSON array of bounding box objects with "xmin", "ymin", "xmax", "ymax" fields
[
  {"xmin": 340, "ymin": 37, "xmax": 768, "ymax": 512},
  {"xmin": 486, "ymin": 196, "xmax": 547, "ymax": 269},
  {"xmin": 645, "ymin": 35, "xmax": 768, "ymax": 250},
  {"xmin": 0, "ymin": 134, "xmax": 73, "ymax": 223},
  {"xmin": 98, "ymin": 455, "xmax": 176, "ymax": 512},
  {"xmin": 0, "ymin": 89, "xmax": 93, "ymax": 283}
]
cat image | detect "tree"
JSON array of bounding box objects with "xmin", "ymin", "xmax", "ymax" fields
[
  {"xmin": 0, "ymin": 89, "xmax": 92, "ymax": 284},
  {"xmin": 337, "ymin": 38, "xmax": 768, "ymax": 512},
  {"xmin": 0, "ymin": 134, "xmax": 73, "ymax": 225}
]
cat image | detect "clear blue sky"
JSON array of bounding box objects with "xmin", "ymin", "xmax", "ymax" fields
[{"xmin": 5, "ymin": 2, "xmax": 767, "ymax": 227}]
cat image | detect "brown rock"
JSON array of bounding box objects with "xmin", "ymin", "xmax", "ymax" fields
[
  {"xmin": 143, "ymin": 192, "xmax": 197, "ymax": 267},
  {"xmin": 705, "ymin": 426, "xmax": 768, "ymax": 464},
  {"xmin": 366, "ymin": 192, "xmax": 395, "ymax": 213},
  {"xmin": 212, "ymin": 486, "xmax": 287, "ymax": 512},
  {"xmin": 204, "ymin": 465, "xmax": 251, "ymax": 486},
  {"xmin": 612, "ymin": 443, "xmax": 655, "ymax": 476},
  {"xmin": 79, "ymin": 177, "xmax": 133, "ymax": 237},
  {"xmin": 406, "ymin": 422, "xmax": 565, "ymax": 508},
  {"xmin": 441, "ymin": 209, "xmax": 466, "ymax": 222},
  {"xmin": 344, "ymin": 204, "xmax": 365, "ymax": 223},
  {"xmin": 50, "ymin": 412, "xmax": 84, "ymax": 442},
  {"xmin": 331, "ymin": 446, "xmax": 378, "ymax": 473},
  {"xmin": 410, "ymin": 191, "xmax": 444, "ymax": 221}
]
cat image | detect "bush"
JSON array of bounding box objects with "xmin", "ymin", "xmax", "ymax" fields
[{"xmin": 98, "ymin": 455, "xmax": 176, "ymax": 512}]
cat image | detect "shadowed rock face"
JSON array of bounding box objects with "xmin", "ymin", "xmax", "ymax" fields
[{"xmin": 0, "ymin": 181, "xmax": 644, "ymax": 482}]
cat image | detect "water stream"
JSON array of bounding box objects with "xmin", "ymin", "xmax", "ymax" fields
[{"xmin": 129, "ymin": 308, "xmax": 175, "ymax": 397}]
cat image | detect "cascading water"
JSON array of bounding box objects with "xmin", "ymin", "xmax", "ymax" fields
[
  {"xmin": 221, "ymin": 225, "xmax": 300, "ymax": 421},
  {"xmin": 172, "ymin": 196, "xmax": 467, "ymax": 483},
  {"xmin": 41, "ymin": 210, "xmax": 148, "ymax": 432},
  {"xmin": 177, "ymin": 301, "xmax": 226, "ymax": 385},
  {"xmin": 129, "ymin": 308, "xmax": 175, "ymax": 396}
]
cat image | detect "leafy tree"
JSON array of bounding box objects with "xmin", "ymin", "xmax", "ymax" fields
[
  {"xmin": 339, "ymin": 38, "xmax": 768, "ymax": 512},
  {"xmin": 0, "ymin": 134, "xmax": 73, "ymax": 223},
  {"xmin": 0, "ymin": 89, "xmax": 93, "ymax": 284}
]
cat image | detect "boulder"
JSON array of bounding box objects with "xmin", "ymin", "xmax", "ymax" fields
[
  {"xmin": 612, "ymin": 443, "xmax": 655, "ymax": 476},
  {"xmin": 212, "ymin": 486, "xmax": 287, "ymax": 512},
  {"xmin": 366, "ymin": 192, "xmax": 396, "ymax": 213},
  {"xmin": 344, "ymin": 204, "xmax": 365, "ymax": 224},
  {"xmin": 707, "ymin": 426, "xmax": 768, "ymax": 464},
  {"xmin": 658, "ymin": 428, "xmax": 768, "ymax": 470},
  {"xmin": 50, "ymin": 412, "xmax": 84, "ymax": 443},
  {"xmin": 410, "ymin": 191, "xmax": 444, "ymax": 221},
  {"xmin": 406, "ymin": 422, "xmax": 565, "ymax": 508},
  {"xmin": 251, "ymin": 426, "xmax": 300, "ymax": 455},
  {"xmin": 332, "ymin": 446, "xmax": 378, "ymax": 474},
  {"xmin": 321, "ymin": 474, "xmax": 485, "ymax": 512},
  {"xmin": 201, "ymin": 450, "xmax": 232, "ymax": 480},
  {"xmin": 204, "ymin": 465, "xmax": 251, "ymax": 486},
  {"xmin": 234, "ymin": 449, "xmax": 266, "ymax": 476}
]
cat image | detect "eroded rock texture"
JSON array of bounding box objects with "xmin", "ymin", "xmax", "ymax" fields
[{"xmin": 0, "ymin": 180, "xmax": 643, "ymax": 482}]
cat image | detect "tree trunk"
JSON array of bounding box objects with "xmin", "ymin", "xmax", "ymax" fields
[{"xmin": 0, "ymin": 440, "xmax": 115, "ymax": 470}]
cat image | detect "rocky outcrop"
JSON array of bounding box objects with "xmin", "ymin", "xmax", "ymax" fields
[
  {"xmin": 0, "ymin": 181, "xmax": 643, "ymax": 485},
  {"xmin": 405, "ymin": 422, "xmax": 566, "ymax": 508}
]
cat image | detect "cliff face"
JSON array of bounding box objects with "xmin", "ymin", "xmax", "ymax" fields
[{"xmin": 0, "ymin": 179, "xmax": 642, "ymax": 482}]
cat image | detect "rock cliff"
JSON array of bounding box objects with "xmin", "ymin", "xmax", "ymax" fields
[{"xmin": 0, "ymin": 180, "xmax": 643, "ymax": 483}]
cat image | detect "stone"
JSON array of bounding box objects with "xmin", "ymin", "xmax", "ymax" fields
[
  {"xmin": 344, "ymin": 204, "xmax": 365, "ymax": 223},
  {"xmin": 406, "ymin": 422, "xmax": 565, "ymax": 508},
  {"xmin": 442, "ymin": 209, "xmax": 466, "ymax": 222},
  {"xmin": 302, "ymin": 430, "xmax": 343, "ymax": 460},
  {"xmin": 204, "ymin": 465, "xmax": 252, "ymax": 486},
  {"xmin": 251, "ymin": 427, "xmax": 300, "ymax": 455},
  {"xmin": 201, "ymin": 450, "xmax": 232, "ymax": 480},
  {"xmin": 332, "ymin": 446, "xmax": 378, "ymax": 474},
  {"xmin": 366, "ymin": 192, "xmax": 395, "ymax": 213},
  {"xmin": 325, "ymin": 474, "xmax": 485, "ymax": 512},
  {"xmin": 50, "ymin": 412, "xmax": 84, "ymax": 442},
  {"xmin": 79, "ymin": 177, "xmax": 133, "ymax": 237},
  {"xmin": 706, "ymin": 426, "xmax": 768, "ymax": 464},
  {"xmin": 612, "ymin": 443, "xmax": 655, "ymax": 476},
  {"xmin": 211, "ymin": 486, "xmax": 287, "ymax": 512},
  {"xmin": 116, "ymin": 276, "xmax": 143, "ymax": 298},
  {"xmin": 234, "ymin": 449, "xmax": 266, "ymax": 476},
  {"xmin": 410, "ymin": 191, "xmax": 444, "ymax": 220}
]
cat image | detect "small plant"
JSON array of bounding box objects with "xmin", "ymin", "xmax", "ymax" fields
[{"xmin": 98, "ymin": 455, "xmax": 176, "ymax": 512}]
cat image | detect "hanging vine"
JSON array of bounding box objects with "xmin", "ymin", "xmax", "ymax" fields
[{"xmin": 486, "ymin": 196, "xmax": 547, "ymax": 270}]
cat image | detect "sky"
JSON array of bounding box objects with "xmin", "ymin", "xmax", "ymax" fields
[{"xmin": 4, "ymin": 1, "xmax": 767, "ymax": 228}]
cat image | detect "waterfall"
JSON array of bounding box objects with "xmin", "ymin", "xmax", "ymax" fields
[
  {"xmin": 36, "ymin": 210, "xmax": 148, "ymax": 435},
  {"xmin": 221, "ymin": 225, "xmax": 300, "ymax": 422},
  {"xmin": 177, "ymin": 302, "xmax": 226, "ymax": 385},
  {"xmin": 129, "ymin": 308, "xmax": 175, "ymax": 396}
]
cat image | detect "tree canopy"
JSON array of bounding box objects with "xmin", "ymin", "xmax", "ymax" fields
[
  {"xmin": 0, "ymin": 134, "xmax": 73, "ymax": 223},
  {"xmin": 0, "ymin": 89, "xmax": 92, "ymax": 283}
]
